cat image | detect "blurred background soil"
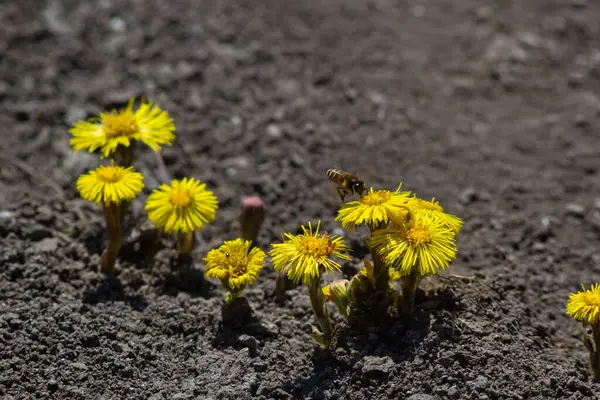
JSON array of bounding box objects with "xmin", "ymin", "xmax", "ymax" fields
[{"xmin": 1, "ymin": 0, "xmax": 600, "ymax": 399}]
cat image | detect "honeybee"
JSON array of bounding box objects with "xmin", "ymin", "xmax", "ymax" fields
[{"xmin": 326, "ymin": 169, "xmax": 366, "ymax": 202}]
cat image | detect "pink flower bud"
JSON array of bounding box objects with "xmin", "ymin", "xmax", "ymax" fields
[{"xmin": 240, "ymin": 196, "xmax": 266, "ymax": 245}]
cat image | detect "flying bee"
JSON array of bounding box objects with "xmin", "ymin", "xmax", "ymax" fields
[{"xmin": 326, "ymin": 168, "xmax": 366, "ymax": 202}]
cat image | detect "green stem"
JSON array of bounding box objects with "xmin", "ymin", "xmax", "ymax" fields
[
  {"xmin": 399, "ymin": 269, "xmax": 422, "ymax": 316},
  {"xmin": 308, "ymin": 276, "xmax": 333, "ymax": 347},
  {"xmin": 176, "ymin": 231, "xmax": 195, "ymax": 255},
  {"xmin": 369, "ymin": 223, "xmax": 390, "ymax": 293},
  {"xmin": 114, "ymin": 141, "xmax": 136, "ymax": 168},
  {"xmin": 589, "ymin": 325, "xmax": 600, "ymax": 381},
  {"xmin": 101, "ymin": 202, "xmax": 122, "ymax": 273}
]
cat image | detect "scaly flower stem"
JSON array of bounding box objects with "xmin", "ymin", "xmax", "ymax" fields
[
  {"xmin": 176, "ymin": 231, "xmax": 194, "ymax": 255},
  {"xmin": 584, "ymin": 325, "xmax": 600, "ymax": 381},
  {"xmin": 369, "ymin": 223, "xmax": 390, "ymax": 293},
  {"xmin": 308, "ymin": 275, "xmax": 333, "ymax": 347},
  {"xmin": 399, "ymin": 268, "xmax": 422, "ymax": 315},
  {"xmin": 101, "ymin": 202, "xmax": 122, "ymax": 273},
  {"xmin": 114, "ymin": 141, "xmax": 137, "ymax": 168},
  {"xmin": 114, "ymin": 142, "xmax": 137, "ymax": 220},
  {"xmin": 223, "ymin": 279, "xmax": 244, "ymax": 304}
]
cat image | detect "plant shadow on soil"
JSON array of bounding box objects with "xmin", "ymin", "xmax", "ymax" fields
[
  {"xmin": 287, "ymin": 285, "xmax": 464, "ymax": 396},
  {"xmin": 82, "ymin": 272, "xmax": 149, "ymax": 311},
  {"xmin": 82, "ymin": 225, "xmax": 217, "ymax": 311},
  {"xmin": 211, "ymin": 297, "xmax": 278, "ymax": 356}
]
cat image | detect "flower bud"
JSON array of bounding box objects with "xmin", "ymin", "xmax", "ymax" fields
[
  {"xmin": 323, "ymin": 279, "xmax": 351, "ymax": 318},
  {"xmin": 240, "ymin": 196, "xmax": 266, "ymax": 246}
]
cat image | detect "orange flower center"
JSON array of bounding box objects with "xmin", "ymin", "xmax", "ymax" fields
[
  {"xmin": 360, "ymin": 190, "xmax": 392, "ymax": 205},
  {"xmin": 103, "ymin": 111, "xmax": 139, "ymax": 138},
  {"xmin": 225, "ymin": 251, "xmax": 248, "ymax": 277},
  {"xmin": 96, "ymin": 166, "xmax": 124, "ymax": 183},
  {"xmin": 405, "ymin": 224, "xmax": 431, "ymax": 246},
  {"xmin": 170, "ymin": 189, "xmax": 192, "ymax": 208},
  {"xmin": 583, "ymin": 292, "xmax": 600, "ymax": 307},
  {"xmin": 298, "ymin": 233, "xmax": 336, "ymax": 257}
]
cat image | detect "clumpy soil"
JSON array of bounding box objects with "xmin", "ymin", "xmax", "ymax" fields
[{"xmin": 2, "ymin": 0, "xmax": 600, "ymax": 399}]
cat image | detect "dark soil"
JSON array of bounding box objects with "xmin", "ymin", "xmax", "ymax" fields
[{"xmin": 2, "ymin": 0, "xmax": 600, "ymax": 399}]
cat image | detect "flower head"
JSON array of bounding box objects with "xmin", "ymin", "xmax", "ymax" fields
[
  {"xmin": 270, "ymin": 221, "xmax": 351, "ymax": 285},
  {"xmin": 406, "ymin": 196, "xmax": 463, "ymax": 233},
  {"xmin": 77, "ymin": 163, "xmax": 144, "ymax": 204},
  {"xmin": 336, "ymin": 184, "xmax": 411, "ymax": 230},
  {"xmin": 69, "ymin": 98, "xmax": 176, "ymax": 158},
  {"xmin": 371, "ymin": 217, "xmax": 457, "ymax": 277},
  {"xmin": 567, "ymin": 283, "xmax": 600, "ymax": 326},
  {"xmin": 145, "ymin": 177, "xmax": 218, "ymax": 233},
  {"xmin": 204, "ymin": 238, "xmax": 265, "ymax": 290}
]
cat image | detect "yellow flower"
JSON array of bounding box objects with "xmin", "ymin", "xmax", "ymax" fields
[
  {"xmin": 145, "ymin": 177, "xmax": 218, "ymax": 233},
  {"xmin": 371, "ymin": 217, "xmax": 457, "ymax": 277},
  {"xmin": 406, "ymin": 196, "xmax": 463, "ymax": 233},
  {"xmin": 567, "ymin": 283, "xmax": 600, "ymax": 325},
  {"xmin": 204, "ymin": 238, "xmax": 265, "ymax": 290},
  {"xmin": 77, "ymin": 164, "xmax": 144, "ymax": 204},
  {"xmin": 336, "ymin": 185, "xmax": 411, "ymax": 230},
  {"xmin": 270, "ymin": 221, "xmax": 351, "ymax": 284},
  {"xmin": 69, "ymin": 98, "xmax": 176, "ymax": 158}
]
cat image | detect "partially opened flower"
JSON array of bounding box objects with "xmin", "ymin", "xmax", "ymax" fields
[
  {"xmin": 406, "ymin": 196, "xmax": 463, "ymax": 233},
  {"xmin": 77, "ymin": 163, "xmax": 144, "ymax": 272},
  {"xmin": 204, "ymin": 238, "xmax": 265, "ymax": 302},
  {"xmin": 336, "ymin": 184, "xmax": 411, "ymax": 230},
  {"xmin": 270, "ymin": 221, "xmax": 350, "ymax": 285},
  {"xmin": 567, "ymin": 283, "xmax": 600, "ymax": 381},
  {"xmin": 146, "ymin": 177, "xmax": 218, "ymax": 254},
  {"xmin": 69, "ymin": 98, "xmax": 176, "ymax": 160}
]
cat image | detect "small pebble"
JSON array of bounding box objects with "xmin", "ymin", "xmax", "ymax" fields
[
  {"xmin": 460, "ymin": 187, "xmax": 478, "ymax": 204},
  {"xmin": 238, "ymin": 334, "xmax": 259, "ymax": 357},
  {"xmin": 565, "ymin": 203, "xmax": 585, "ymax": 218},
  {"xmin": 34, "ymin": 238, "xmax": 59, "ymax": 253},
  {"xmin": 267, "ymin": 124, "xmax": 282, "ymax": 138}
]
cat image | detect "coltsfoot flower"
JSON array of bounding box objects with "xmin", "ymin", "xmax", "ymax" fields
[
  {"xmin": 204, "ymin": 238, "xmax": 265, "ymax": 302},
  {"xmin": 336, "ymin": 184, "xmax": 411, "ymax": 230},
  {"xmin": 567, "ymin": 283, "xmax": 600, "ymax": 381},
  {"xmin": 145, "ymin": 177, "xmax": 218, "ymax": 234},
  {"xmin": 270, "ymin": 221, "xmax": 350, "ymax": 285},
  {"xmin": 271, "ymin": 221, "xmax": 350, "ymax": 347},
  {"xmin": 371, "ymin": 217, "xmax": 457, "ymax": 277},
  {"xmin": 77, "ymin": 163, "xmax": 144, "ymax": 205},
  {"xmin": 406, "ymin": 196, "xmax": 463, "ymax": 233},
  {"xmin": 69, "ymin": 98, "xmax": 176, "ymax": 158},
  {"xmin": 76, "ymin": 163, "xmax": 144, "ymax": 273},
  {"xmin": 567, "ymin": 284, "xmax": 600, "ymax": 325}
]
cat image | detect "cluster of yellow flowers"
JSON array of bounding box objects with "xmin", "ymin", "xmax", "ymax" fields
[
  {"xmin": 265, "ymin": 184, "xmax": 462, "ymax": 345},
  {"xmin": 70, "ymin": 99, "xmax": 218, "ymax": 271},
  {"xmin": 69, "ymin": 98, "xmax": 466, "ymax": 348}
]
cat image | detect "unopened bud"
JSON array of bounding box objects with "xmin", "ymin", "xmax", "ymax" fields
[
  {"xmin": 348, "ymin": 273, "xmax": 373, "ymax": 306},
  {"xmin": 323, "ymin": 279, "xmax": 350, "ymax": 318},
  {"xmin": 240, "ymin": 196, "xmax": 266, "ymax": 246}
]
